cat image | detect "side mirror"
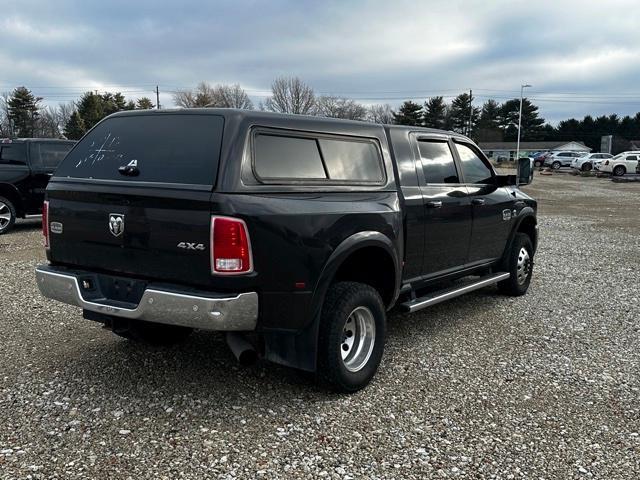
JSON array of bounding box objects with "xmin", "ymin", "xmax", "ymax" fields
[{"xmin": 517, "ymin": 157, "xmax": 534, "ymax": 186}]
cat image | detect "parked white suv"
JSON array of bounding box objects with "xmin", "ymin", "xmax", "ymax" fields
[
  {"xmin": 597, "ymin": 151, "xmax": 640, "ymax": 176},
  {"xmin": 571, "ymin": 153, "xmax": 613, "ymax": 171},
  {"xmin": 544, "ymin": 151, "xmax": 586, "ymax": 169}
]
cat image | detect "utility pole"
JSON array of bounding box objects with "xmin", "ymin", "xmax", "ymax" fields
[
  {"xmin": 156, "ymin": 86, "xmax": 160, "ymax": 109},
  {"xmin": 467, "ymin": 89, "xmax": 473, "ymax": 136},
  {"xmin": 516, "ymin": 84, "xmax": 532, "ymax": 159}
]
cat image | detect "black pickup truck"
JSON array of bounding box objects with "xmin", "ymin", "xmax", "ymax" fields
[
  {"xmin": 36, "ymin": 109, "xmax": 537, "ymax": 392},
  {"xmin": 0, "ymin": 138, "xmax": 75, "ymax": 234}
]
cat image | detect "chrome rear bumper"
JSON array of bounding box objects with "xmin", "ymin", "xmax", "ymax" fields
[{"xmin": 35, "ymin": 266, "xmax": 258, "ymax": 331}]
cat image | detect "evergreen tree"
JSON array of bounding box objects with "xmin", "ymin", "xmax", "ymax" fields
[
  {"xmin": 476, "ymin": 99, "xmax": 502, "ymax": 142},
  {"xmin": 449, "ymin": 93, "xmax": 479, "ymax": 136},
  {"xmin": 71, "ymin": 91, "xmax": 134, "ymax": 134},
  {"xmin": 101, "ymin": 92, "xmax": 129, "ymax": 116},
  {"xmin": 7, "ymin": 86, "xmax": 42, "ymax": 137},
  {"xmin": 478, "ymin": 100, "xmax": 501, "ymax": 130},
  {"xmin": 136, "ymin": 97, "xmax": 155, "ymax": 109},
  {"xmin": 422, "ymin": 96, "xmax": 446, "ymax": 129},
  {"xmin": 500, "ymin": 98, "xmax": 545, "ymax": 141},
  {"xmin": 75, "ymin": 92, "xmax": 104, "ymax": 130},
  {"xmin": 63, "ymin": 111, "xmax": 86, "ymax": 140},
  {"xmin": 393, "ymin": 101, "xmax": 423, "ymax": 126}
]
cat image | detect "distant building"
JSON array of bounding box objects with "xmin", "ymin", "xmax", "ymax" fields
[{"xmin": 478, "ymin": 141, "xmax": 591, "ymax": 160}]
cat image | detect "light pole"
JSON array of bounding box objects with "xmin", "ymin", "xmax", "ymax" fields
[{"xmin": 516, "ymin": 84, "xmax": 531, "ymax": 160}]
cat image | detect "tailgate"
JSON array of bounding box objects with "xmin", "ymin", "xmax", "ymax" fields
[
  {"xmin": 46, "ymin": 112, "xmax": 224, "ymax": 287},
  {"xmin": 47, "ymin": 183, "xmax": 214, "ymax": 286}
]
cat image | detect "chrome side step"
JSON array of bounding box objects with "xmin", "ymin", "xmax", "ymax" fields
[{"xmin": 400, "ymin": 272, "xmax": 510, "ymax": 313}]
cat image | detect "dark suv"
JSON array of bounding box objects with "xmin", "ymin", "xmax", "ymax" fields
[
  {"xmin": 36, "ymin": 109, "xmax": 537, "ymax": 392},
  {"xmin": 0, "ymin": 138, "xmax": 75, "ymax": 234}
]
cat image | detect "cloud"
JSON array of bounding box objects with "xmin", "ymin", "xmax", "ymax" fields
[{"xmin": 0, "ymin": 0, "xmax": 639, "ymax": 122}]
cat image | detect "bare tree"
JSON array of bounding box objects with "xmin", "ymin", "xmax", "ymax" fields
[
  {"xmin": 172, "ymin": 82, "xmax": 217, "ymax": 108},
  {"xmin": 366, "ymin": 104, "xmax": 395, "ymax": 124},
  {"xmin": 264, "ymin": 76, "xmax": 316, "ymax": 115},
  {"xmin": 213, "ymin": 84, "xmax": 253, "ymax": 109},
  {"xmin": 37, "ymin": 106, "xmax": 61, "ymax": 137},
  {"xmin": 173, "ymin": 82, "xmax": 253, "ymax": 109},
  {"xmin": 57, "ymin": 102, "xmax": 74, "ymax": 129},
  {"xmin": 316, "ymin": 96, "xmax": 367, "ymax": 120}
]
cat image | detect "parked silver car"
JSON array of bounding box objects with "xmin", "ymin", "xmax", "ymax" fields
[{"xmin": 544, "ymin": 151, "xmax": 587, "ymax": 169}]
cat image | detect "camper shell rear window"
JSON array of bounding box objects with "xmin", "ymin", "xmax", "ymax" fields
[{"xmin": 55, "ymin": 114, "xmax": 224, "ymax": 186}]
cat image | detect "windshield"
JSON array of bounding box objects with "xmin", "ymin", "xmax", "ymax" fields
[{"xmin": 56, "ymin": 113, "xmax": 224, "ymax": 186}]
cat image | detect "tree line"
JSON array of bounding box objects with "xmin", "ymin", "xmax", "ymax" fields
[
  {"xmin": 2, "ymin": 78, "xmax": 640, "ymax": 152},
  {"xmin": 0, "ymin": 86, "xmax": 156, "ymax": 140}
]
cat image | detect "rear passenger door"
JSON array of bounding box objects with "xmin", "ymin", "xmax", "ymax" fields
[
  {"xmin": 413, "ymin": 135, "xmax": 472, "ymax": 277},
  {"xmin": 625, "ymin": 155, "xmax": 638, "ymax": 172},
  {"xmin": 453, "ymin": 141, "xmax": 513, "ymax": 265}
]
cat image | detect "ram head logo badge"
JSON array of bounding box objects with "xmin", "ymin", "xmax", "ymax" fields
[{"xmin": 109, "ymin": 214, "xmax": 125, "ymax": 237}]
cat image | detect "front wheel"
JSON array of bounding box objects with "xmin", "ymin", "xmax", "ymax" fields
[
  {"xmin": 551, "ymin": 161, "xmax": 561, "ymax": 170},
  {"xmin": 582, "ymin": 162, "xmax": 592, "ymax": 172},
  {"xmin": 613, "ymin": 165, "xmax": 626, "ymax": 176},
  {"xmin": 317, "ymin": 282, "xmax": 386, "ymax": 393},
  {"xmin": 0, "ymin": 197, "xmax": 16, "ymax": 235},
  {"xmin": 498, "ymin": 233, "xmax": 534, "ymax": 296}
]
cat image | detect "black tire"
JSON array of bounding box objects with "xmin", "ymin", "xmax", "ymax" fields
[
  {"xmin": 582, "ymin": 162, "xmax": 592, "ymax": 172},
  {"xmin": 534, "ymin": 160, "xmax": 542, "ymax": 168},
  {"xmin": 0, "ymin": 196, "xmax": 16, "ymax": 235},
  {"xmin": 613, "ymin": 165, "xmax": 626, "ymax": 176},
  {"xmin": 317, "ymin": 282, "xmax": 386, "ymax": 393},
  {"xmin": 498, "ymin": 233, "xmax": 534, "ymax": 296},
  {"xmin": 551, "ymin": 161, "xmax": 561, "ymax": 170},
  {"xmin": 109, "ymin": 317, "xmax": 193, "ymax": 346}
]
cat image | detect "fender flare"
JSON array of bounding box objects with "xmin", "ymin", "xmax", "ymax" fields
[
  {"xmin": 500, "ymin": 208, "xmax": 537, "ymax": 266},
  {"xmin": 311, "ymin": 230, "xmax": 401, "ymax": 316}
]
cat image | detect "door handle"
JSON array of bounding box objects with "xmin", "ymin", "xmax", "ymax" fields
[
  {"xmin": 425, "ymin": 200, "xmax": 442, "ymax": 208},
  {"xmin": 471, "ymin": 198, "xmax": 485, "ymax": 205}
]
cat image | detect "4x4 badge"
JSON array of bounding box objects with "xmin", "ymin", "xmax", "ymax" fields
[{"xmin": 109, "ymin": 214, "xmax": 125, "ymax": 237}]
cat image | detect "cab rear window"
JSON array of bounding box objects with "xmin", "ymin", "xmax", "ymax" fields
[{"xmin": 56, "ymin": 114, "xmax": 224, "ymax": 186}]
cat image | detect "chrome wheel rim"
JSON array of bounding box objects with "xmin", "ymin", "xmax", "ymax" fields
[
  {"xmin": 0, "ymin": 202, "xmax": 11, "ymax": 229},
  {"xmin": 516, "ymin": 247, "xmax": 531, "ymax": 285},
  {"xmin": 341, "ymin": 306, "xmax": 376, "ymax": 372}
]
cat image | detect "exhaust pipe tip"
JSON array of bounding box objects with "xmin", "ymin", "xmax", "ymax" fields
[
  {"xmin": 236, "ymin": 348, "xmax": 258, "ymax": 367},
  {"xmin": 226, "ymin": 332, "xmax": 258, "ymax": 366}
]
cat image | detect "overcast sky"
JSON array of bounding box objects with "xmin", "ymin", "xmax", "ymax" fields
[{"xmin": 1, "ymin": 0, "xmax": 639, "ymax": 123}]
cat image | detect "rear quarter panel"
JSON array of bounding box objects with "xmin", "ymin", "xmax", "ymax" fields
[{"xmin": 214, "ymin": 191, "xmax": 401, "ymax": 330}]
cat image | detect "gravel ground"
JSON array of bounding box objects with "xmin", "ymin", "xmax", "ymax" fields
[{"xmin": 0, "ymin": 175, "xmax": 639, "ymax": 479}]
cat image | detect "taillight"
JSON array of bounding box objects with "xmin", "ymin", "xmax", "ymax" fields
[
  {"xmin": 42, "ymin": 201, "xmax": 49, "ymax": 249},
  {"xmin": 210, "ymin": 216, "xmax": 252, "ymax": 275}
]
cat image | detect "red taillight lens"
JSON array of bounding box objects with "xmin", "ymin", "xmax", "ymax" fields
[
  {"xmin": 211, "ymin": 216, "xmax": 252, "ymax": 274},
  {"xmin": 42, "ymin": 201, "xmax": 49, "ymax": 249}
]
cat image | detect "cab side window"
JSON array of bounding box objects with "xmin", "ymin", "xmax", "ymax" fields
[
  {"xmin": 417, "ymin": 140, "xmax": 459, "ymax": 184},
  {"xmin": 0, "ymin": 144, "xmax": 27, "ymax": 165},
  {"xmin": 455, "ymin": 143, "xmax": 494, "ymax": 184}
]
